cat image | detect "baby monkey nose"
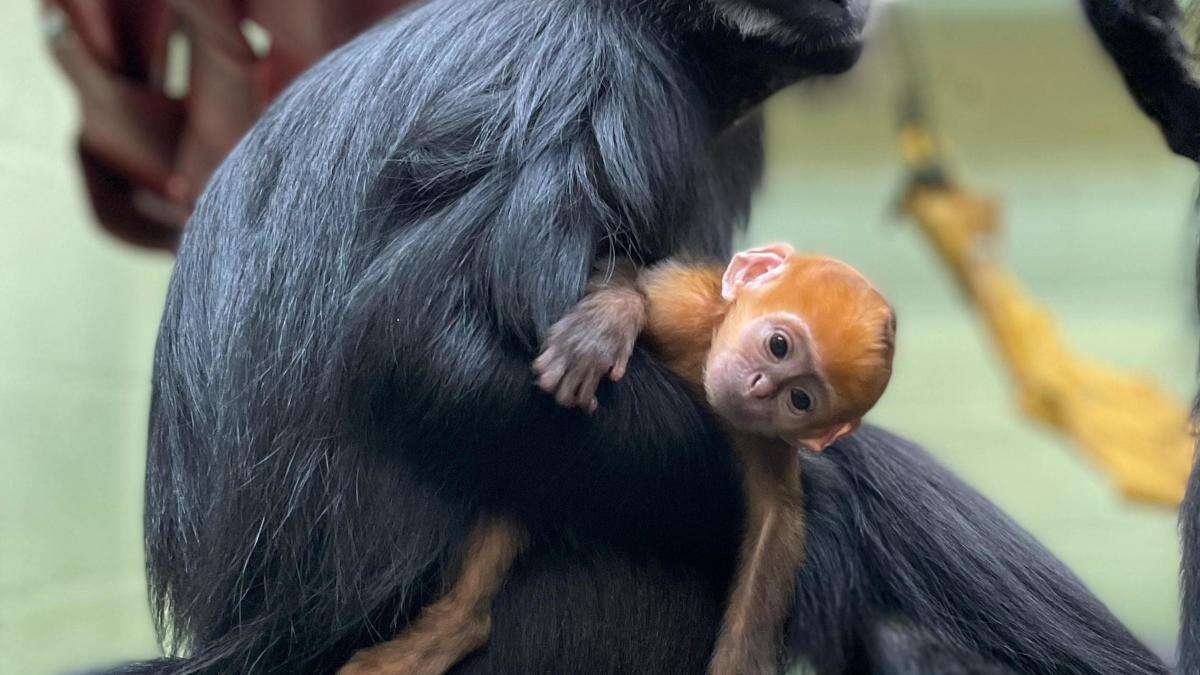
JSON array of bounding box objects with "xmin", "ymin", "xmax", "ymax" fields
[{"xmin": 747, "ymin": 373, "xmax": 774, "ymax": 399}]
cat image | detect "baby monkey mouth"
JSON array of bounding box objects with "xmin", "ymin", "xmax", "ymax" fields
[{"xmin": 707, "ymin": 387, "xmax": 774, "ymax": 436}]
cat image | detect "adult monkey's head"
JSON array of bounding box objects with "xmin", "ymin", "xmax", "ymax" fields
[{"xmin": 662, "ymin": 0, "xmax": 872, "ymax": 116}]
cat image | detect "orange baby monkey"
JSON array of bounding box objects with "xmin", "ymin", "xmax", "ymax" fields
[{"xmin": 338, "ymin": 244, "xmax": 895, "ymax": 675}]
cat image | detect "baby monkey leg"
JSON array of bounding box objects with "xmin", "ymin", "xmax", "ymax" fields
[{"xmin": 338, "ymin": 516, "xmax": 527, "ymax": 675}]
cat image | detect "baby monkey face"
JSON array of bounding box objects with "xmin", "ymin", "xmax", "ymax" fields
[
  {"xmin": 706, "ymin": 244, "xmax": 893, "ymax": 451},
  {"xmin": 704, "ymin": 310, "xmax": 838, "ymax": 448}
]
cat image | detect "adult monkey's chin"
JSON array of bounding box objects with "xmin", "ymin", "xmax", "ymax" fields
[
  {"xmin": 755, "ymin": 0, "xmax": 869, "ymax": 29},
  {"xmin": 712, "ymin": 0, "xmax": 870, "ymax": 74}
]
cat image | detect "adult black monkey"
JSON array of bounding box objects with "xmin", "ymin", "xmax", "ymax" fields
[
  {"xmin": 1082, "ymin": 1, "xmax": 1200, "ymax": 673},
  {"xmin": 126, "ymin": 0, "xmax": 1164, "ymax": 673}
]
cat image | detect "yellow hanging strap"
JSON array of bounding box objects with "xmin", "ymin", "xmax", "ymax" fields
[{"xmin": 897, "ymin": 123, "xmax": 1193, "ymax": 507}]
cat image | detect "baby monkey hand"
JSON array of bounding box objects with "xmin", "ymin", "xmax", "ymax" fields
[{"xmin": 533, "ymin": 282, "xmax": 646, "ymax": 414}]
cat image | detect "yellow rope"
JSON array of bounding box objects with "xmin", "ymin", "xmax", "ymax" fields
[{"xmin": 898, "ymin": 124, "xmax": 1193, "ymax": 508}]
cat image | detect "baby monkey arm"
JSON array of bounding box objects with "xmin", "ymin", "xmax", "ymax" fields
[
  {"xmin": 709, "ymin": 437, "xmax": 805, "ymax": 675},
  {"xmin": 533, "ymin": 257, "xmax": 647, "ymax": 413}
]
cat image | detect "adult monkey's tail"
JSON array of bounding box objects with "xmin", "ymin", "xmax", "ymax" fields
[{"xmin": 1081, "ymin": 1, "xmax": 1200, "ymax": 671}]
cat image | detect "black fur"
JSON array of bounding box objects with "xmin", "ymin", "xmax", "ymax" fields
[
  {"xmin": 127, "ymin": 0, "xmax": 1164, "ymax": 672},
  {"xmin": 1185, "ymin": 460, "xmax": 1200, "ymax": 675},
  {"xmin": 1081, "ymin": 0, "xmax": 1200, "ymax": 161},
  {"xmin": 1081, "ymin": 2, "xmax": 1200, "ymax": 672},
  {"xmin": 791, "ymin": 426, "xmax": 1164, "ymax": 675}
]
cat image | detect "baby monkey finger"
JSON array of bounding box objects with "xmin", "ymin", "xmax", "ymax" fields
[
  {"xmin": 576, "ymin": 369, "xmax": 604, "ymax": 413},
  {"xmin": 555, "ymin": 366, "xmax": 588, "ymax": 409},
  {"xmin": 534, "ymin": 353, "xmax": 566, "ymax": 395},
  {"xmin": 609, "ymin": 344, "xmax": 634, "ymax": 382}
]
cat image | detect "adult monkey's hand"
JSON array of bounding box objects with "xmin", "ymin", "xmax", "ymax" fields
[{"xmin": 41, "ymin": 0, "xmax": 414, "ymax": 250}]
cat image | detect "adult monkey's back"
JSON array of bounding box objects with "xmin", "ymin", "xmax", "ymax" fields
[{"xmin": 138, "ymin": 0, "xmax": 1165, "ymax": 673}]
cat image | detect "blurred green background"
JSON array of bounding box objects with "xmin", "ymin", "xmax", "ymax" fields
[{"xmin": 2, "ymin": 1, "xmax": 1197, "ymax": 673}]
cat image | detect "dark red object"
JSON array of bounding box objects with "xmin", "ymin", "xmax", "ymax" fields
[{"xmin": 43, "ymin": 0, "xmax": 414, "ymax": 250}]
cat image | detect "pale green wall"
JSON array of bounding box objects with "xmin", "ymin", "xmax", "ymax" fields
[
  {"xmin": 0, "ymin": 4, "xmax": 173, "ymax": 674},
  {"xmin": 0, "ymin": 1, "xmax": 1193, "ymax": 673},
  {"xmin": 918, "ymin": 0, "xmax": 1139, "ymax": 15}
]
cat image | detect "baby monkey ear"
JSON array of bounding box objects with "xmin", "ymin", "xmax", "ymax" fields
[{"xmin": 721, "ymin": 243, "xmax": 796, "ymax": 301}]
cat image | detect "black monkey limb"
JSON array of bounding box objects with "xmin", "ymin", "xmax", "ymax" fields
[
  {"xmin": 1081, "ymin": 0, "xmax": 1200, "ymax": 161},
  {"xmin": 329, "ymin": 3, "xmax": 756, "ymax": 522},
  {"xmin": 1184, "ymin": 463, "xmax": 1200, "ymax": 675},
  {"xmin": 1081, "ymin": 2, "xmax": 1200, "ymax": 672},
  {"xmin": 131, "ymin": 0, "xmax": 1165, "ymax": 672}
]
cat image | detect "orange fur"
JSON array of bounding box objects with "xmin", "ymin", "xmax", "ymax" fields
[
  {"xmin": 342, "ymin": 252, "xmax": 894, "ymax": 675},
  {"xmin": 337, "ymin": 517, "xmax": 526, "ymax": 675},
  {"xmin": 722, "ymin": 255, "xmax": 894, "ymax": 425},
  {"xmin": 638, "ymin": 261, "xmax": 728, "ymax": 385},
  {"xmin": 639, "ymin": 252, "xmax": 894, "ymax": 675}
]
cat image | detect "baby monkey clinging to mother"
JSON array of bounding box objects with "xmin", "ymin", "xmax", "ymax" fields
[{"xmin": 340, "ymin": 244, "xmax": 896, "ymax": 675}]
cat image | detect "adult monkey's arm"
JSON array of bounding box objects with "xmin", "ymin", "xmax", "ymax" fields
[
  {"xmin": 1081, "ymin": 0, "xmax": 1200, "ymax": 161},
  {"xmin": 1082, "ymin": 2, "xmax": 1200, "ymax": 672}
]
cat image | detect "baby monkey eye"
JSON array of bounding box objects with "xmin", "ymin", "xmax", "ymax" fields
[
  {"xmin": 768, "ymin": 333, "xmax": 789, "ymax": 359},
  {"xmin": 789, "ymin": 388, "xmax": 813, "ymax": 412}
]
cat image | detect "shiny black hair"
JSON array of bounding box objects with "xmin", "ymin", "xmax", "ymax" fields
[{"xmin": 110, "ymin": 0, "xmax": 1166, "ymax": 671}]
